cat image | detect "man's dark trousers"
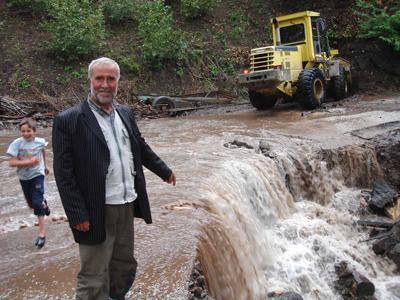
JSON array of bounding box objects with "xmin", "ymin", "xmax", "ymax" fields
[{"xmin": 76, "ymin": 202, "xmax": 137, "ymax": 300}]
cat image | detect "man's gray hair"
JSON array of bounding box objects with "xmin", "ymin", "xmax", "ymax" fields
[{"xmin": 88, "ymin": 57, "xmax": 120, "ymax": 81}]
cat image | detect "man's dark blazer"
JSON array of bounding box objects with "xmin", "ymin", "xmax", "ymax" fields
[{"xmin": 52, "ymin": 100, "xmax": 172, "ymax": 245}]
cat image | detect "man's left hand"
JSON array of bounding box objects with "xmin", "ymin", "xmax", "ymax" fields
[{"xmin": 166, "ymin": 172, "xmax": 176, "ymax": 186}]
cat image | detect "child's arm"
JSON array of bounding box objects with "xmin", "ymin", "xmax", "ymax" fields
[
  {"xmin": 9, "ymin": 156, "xmax": 39, "ymax": 168},
  {"xmin": 42, "ymin": 148, "xmax": 50, "ymax": 175}
]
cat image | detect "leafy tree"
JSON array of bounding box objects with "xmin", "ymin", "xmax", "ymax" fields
[
  {"xmin": 136, "ymin": 1, "xmax": 187, "ymax": 68},
  {"xmin": 180, "ymin": 0, "xmax": 218, "ymax": 19},
  {"xmin": 6, "ymin": 0, "xmax": 47, "ymax": 13},
  {"xmin": 356, "ymin": 0, "xmax": 400, "ymax": 51},
  {"xmin": 102, "ymin": 0, "xmax": 136, "ymax": 25},
  {"xmin": 42, "ymin": 0, "xmax": 106, "ymax": 61}
]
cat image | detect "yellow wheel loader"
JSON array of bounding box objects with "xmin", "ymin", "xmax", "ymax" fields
[{"xmin": 238, "ymin": 11, "xmax": 352, "ymax": 110}]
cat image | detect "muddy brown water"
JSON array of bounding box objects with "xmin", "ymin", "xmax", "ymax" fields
[{"xmin": 0, "ymin": 96, "xmax": 399, "ymax": 299}]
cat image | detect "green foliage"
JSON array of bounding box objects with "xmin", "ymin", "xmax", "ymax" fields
[
  {"xmin": 64, "ymin": 66, "xmax": 87, "ymax": 79},
  {"xmin": 229, "ymin": 9, "xmax": 249, "ymax": 41},
  {"xmin": 18, "ymin": 78, "xmax": 31, "ymax": 89},
  {"xmin": 36, "ymin": 78, "xmax": 44, "ymax": 87},
  {"xmin": 42, "ymin": 0, "xmax": 106, "ymax": 61},
  {"xmin": 327, "ymin": 20, "xmax": 358, "ymax": 41},
  {"xmin": 120, "ymin": 56, "xmax": 140, "ymax": 75},
  {"xmin": 136, "ymin": 1, "xmax": 187, "ymax": 68},
  {"xmin": 207, "ymin": 51, "xmax": 235, "ymax": 79},
  {"xmin": 102, "ymin": 0, "xmax": 135, "ymax": 25},
  {"xmin": 180, "ymin": 0, "xmax": 217, "ymax": 19},
  {"xmin": 355, "ymin": 0, "xmax": 400, "ymax": 51},
  {"xmin": 263, "ymin": 22, "xmax": 273, "ymax": 44},
  {"xmin": 6, "ymin": 0, "xmax": 47, "ymax": 13}
]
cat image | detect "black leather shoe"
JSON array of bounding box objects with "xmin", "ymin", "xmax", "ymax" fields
[{"xmin": 36, "ymin": 236, "xmax": 46, "ymax": 248}]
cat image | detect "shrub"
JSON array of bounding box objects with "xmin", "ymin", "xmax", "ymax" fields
[
  {"xmin": 356, "ymin": 0, "xmax": 400, "ymax": 51},
  {"xmin": 102, "ymin": 0, "xmax": 135, "ymax": 25},
  {"xmin": 136, "ymin": 1, "xmax": 187, "ymax": 68},
  {"xmin": 180, "ymin": 0, "xmax": 217, "ymax": 19},
  {"xmin": 120, "ymin": 56, "xmax": 140, "ymax": 75},
  {"xmin": 42, "ymin": 0, "xmax": 106, "ymax": 61},
  {"xmin": 229, "ymin": 9, "xmax": 249, "ymax": 41},
  {"xmin": 6, "ymin": 0, "xmax": 47, "ymax": 13}
]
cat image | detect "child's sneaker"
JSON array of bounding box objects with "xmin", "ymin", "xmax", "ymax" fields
[
  {"xmin": 43, "ymin": 199, "xmax": 50, "ymax": 216},
  {"xmin": 36, "ymin": 236, "xmax": 46, "ymax": 248}
]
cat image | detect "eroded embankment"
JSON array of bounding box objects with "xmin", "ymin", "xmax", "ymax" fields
[{"xmin": 192, "ymin": 129, "xmax": 400, "ymax": 300}]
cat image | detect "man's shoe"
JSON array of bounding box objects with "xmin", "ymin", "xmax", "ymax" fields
[
  {"xmin": 43, "ymin": 200, "xmax": 50, "ymax": 216},
  {"xmin": 36, "ymin": 236, "xmax": 46, "ymax": 248}
]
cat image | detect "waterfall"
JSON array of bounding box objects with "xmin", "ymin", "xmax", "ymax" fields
[{"xmin": 197, "ymin": 141, "xmax": 398, "ymax": 300}]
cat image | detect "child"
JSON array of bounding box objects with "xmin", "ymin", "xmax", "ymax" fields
[{"xmin": 6, "ymin": 118, "xmax": 50, "ymax": 248}]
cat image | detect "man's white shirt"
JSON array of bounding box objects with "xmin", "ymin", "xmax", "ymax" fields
[{"xmin": 89, "ymin": 99, "xmax": 137, "ymax": 205}]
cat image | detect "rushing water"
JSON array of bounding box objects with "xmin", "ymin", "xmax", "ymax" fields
[{"xmin": 0, "ymin": 103, "xmax": 400, "ymax": 299}]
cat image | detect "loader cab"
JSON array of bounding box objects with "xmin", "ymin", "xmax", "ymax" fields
[
  {"xmin": 311, "ymin": 16, "xmax": 331, "ymax": 57},
  {"xmin": 272, "ymin": 11, "xmax": 329, "ymax": 63}
]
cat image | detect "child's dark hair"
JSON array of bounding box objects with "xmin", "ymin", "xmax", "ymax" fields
[{"xmin": 19, "ymin": 118, "xmax": 37, "ymax": 131}]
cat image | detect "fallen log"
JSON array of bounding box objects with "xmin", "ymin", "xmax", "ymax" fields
[{"xmin": 357, "ymin": 220, "xmax": 393, "ymax": 229}]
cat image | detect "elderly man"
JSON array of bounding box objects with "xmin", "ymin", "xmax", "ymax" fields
[{"xmin": 53, "ymin": 57, "xmax": 176, "ymax": 300}]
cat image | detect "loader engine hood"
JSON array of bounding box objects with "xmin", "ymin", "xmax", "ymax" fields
[{"xmin": 250, "ymin": 46, "xmax": 299, "ymax": 72}]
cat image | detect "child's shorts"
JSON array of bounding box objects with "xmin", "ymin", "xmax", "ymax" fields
[{"xmin": 19, "ymin": 175, "xmax": 45, "ymax": 216}]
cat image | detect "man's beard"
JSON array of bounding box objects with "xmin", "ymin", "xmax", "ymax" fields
[{"xmin": 90, "ymin": 83, "xmax": 118, "ymax": 105}]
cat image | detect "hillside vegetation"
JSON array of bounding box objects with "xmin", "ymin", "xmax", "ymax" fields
[{"xmin": 1, "ymin": 0, "xmax": 399, "ymax": 104}]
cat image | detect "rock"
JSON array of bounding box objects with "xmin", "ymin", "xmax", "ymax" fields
[
  {"xmin": 188, "ymin": 260, "xmax": 210, "ymax": 300},
  {"xmin": 19, "ymin": 223, "xmax": 28, "ymax": 229},
  {"xmin": 259, "ymin": 139, "xmax": 277, "ymax": 158},
  {"xmin": 368, "ymin": 180, "xmax": 396, "ymax": 214},
  {"xmin": 224, "ymin": 139, "xmax": 254, "ymax": 149},
  {"xmin": 259, "ymin": 139, "xmax": 272, "ymax": 152},
  {"xmin": 192, "ymin": 287, "xmax": 203, "ymax": 297},
  {"xmin": 387, "ymin": 243, "xmax": 400, "ymax": 269},
  {"xmin": 334, "ymin": 261, "xmax": 375, "ymax": 299},
  {"xmin": 369, "ymin": 227, "xmax": 389, "ymax": 238},
  {"xmin": 196, "ymin": 275, "xmax": 206, "ymax": 286},
  {"xmin": 267, "ymin": 291, "xmax": 303, "ymax": 299},
  {"xmin": 372, "ymin": 236, "xmax": 397, "ymax": 255},
  {"xmin": 373, "ymin": 129, "xmax": 400, "ymax": 190},
  {"xmin": 384, "ymin": 196, "xmax": 400, "ymax": 220}
]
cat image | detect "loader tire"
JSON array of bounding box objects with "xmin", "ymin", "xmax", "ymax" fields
[
  {"xmin": 249, "ymin": 90, "xmax": 277, "ymax": 110},
  {"xmin": 295, "ymin": 68, "xmax": 326, "ymax": 109},
  {"xmin": 331, "ymin": 65, "xmax": 348, "ymax": 100}
]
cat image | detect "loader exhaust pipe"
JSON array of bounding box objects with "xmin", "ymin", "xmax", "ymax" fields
[{"xmin": 273, "ymin": 18, "xmax": 281, "ymax": 45}]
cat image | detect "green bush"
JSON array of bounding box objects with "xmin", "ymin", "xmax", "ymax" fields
[
  {"xmin": 180, "ymin": 0, "xmax": 217, "ymax": 19},
  {"xmin": 102, "ymin": 0, "xmax": 135, "ymax": 25},
  {"xmin": 356, "ymin": 0, "xmax": 400, "ymax": 51},
  {"xmin": 229, "ymin": 9, "xmax": 249, "ymax": 41},
  {"xmin": 137, "ymin": 1, "xmax": 187, "ymax": 68},
  {"xmin": 42, "ymin": 0, "xmax": 106, "ymax": 61},
  {"xmin": 6, "ymin": 0, "xmax": 47, "ymax": 13},
  {"xmin": 120, "ymin": 56, "xmax": 140, "ymax": 75}
]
